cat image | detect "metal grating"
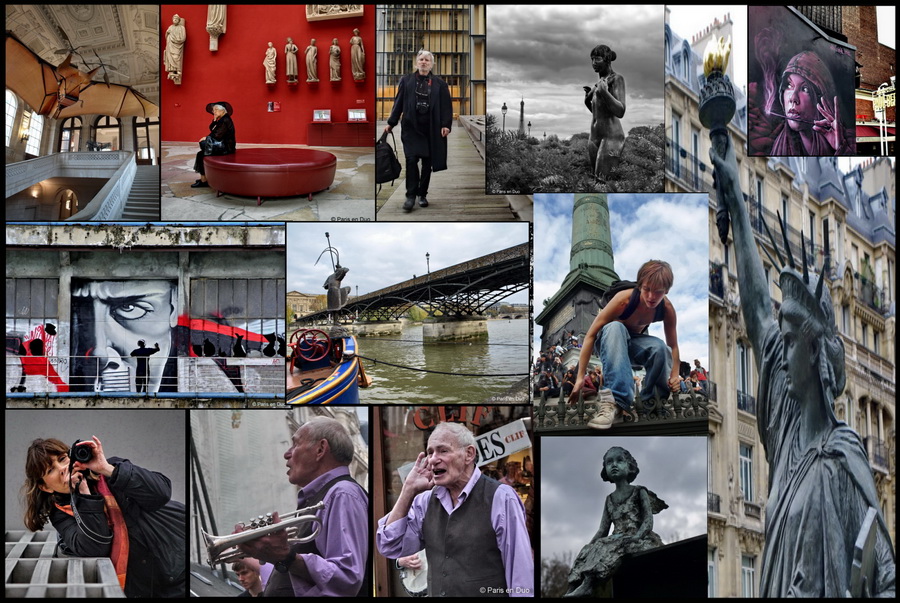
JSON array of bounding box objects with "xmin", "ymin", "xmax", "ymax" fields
[{"xmin": 6, "ymin": 531, "xmax": 125, "ymax": 598}]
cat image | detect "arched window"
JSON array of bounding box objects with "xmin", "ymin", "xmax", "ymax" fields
[
  {"xmin": 59, "ymin": 116, "xmax": 83, "ymax": 153},
  {"xmin": 134, "ymin": 115, "xmax": 160, "ymax": 165},
  {"xmin": 6, "ymin": 89, "xmax": 18, "ymax": 147},
  {"xmin": 25, "ymin": 111, "xmax": 43, "ymax": 156},
  {"xmin": 91, "ymin": 115, "xmax": 120, "ymax": 151}
]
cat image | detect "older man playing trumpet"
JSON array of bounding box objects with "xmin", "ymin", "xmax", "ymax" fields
[{"xmin": 233, "ymin": 417, "xmax": 369, "ymax": 597}]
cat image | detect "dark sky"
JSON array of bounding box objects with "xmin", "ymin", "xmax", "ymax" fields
[
  {"xmin": 540, "ymin": 435, "xmax": 707, "ymax": 562},
  {"xmin": 487, "ymin": 5, "xmax": 665, "ymax": 139}
]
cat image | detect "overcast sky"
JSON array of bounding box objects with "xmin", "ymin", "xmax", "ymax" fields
[
  {"xmin": 487, "ymin": 5, "xmax": 665, "ymax": 140},
  {"xmin": 286, "ymin": 222, "xmax": 530, "ymax": 304},
  {"xmin": 540, "ymin": 435, "xmax": 707, "ymax": 562},
  {"xmin": 533, "ymin": 193, "xmax": 709, "ymax": 369},
  {"xmin": 667, "ymin": 5, "xmax": 747, "ymax": 90}
]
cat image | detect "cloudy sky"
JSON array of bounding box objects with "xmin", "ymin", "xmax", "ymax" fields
[
  {"xmin": 667, "ymin": 5, "xmax": 747, "ymax": 90},
  {"xmin": 540, "ymin": 435, "xmax": 708, "ymax": 562},
  {"xmin": 533, "ymin": 193, "xmax": 709, "ymax": 368},
  {"xmin": 286, "ymin": 222, "xmax": 530, "ymax": 304},
  {"xmin": 487, "ymin": 5, "xmax": 665, "ymax": 140}
]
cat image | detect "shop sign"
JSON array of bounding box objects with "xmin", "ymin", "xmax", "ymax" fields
[{"xmin": 397, "ymin": 419, "xmax": 532, "ymax": 481}]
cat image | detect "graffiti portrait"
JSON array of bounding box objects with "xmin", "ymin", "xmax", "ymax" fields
[
  {"xmin": 748, "ymin": 6, "xmax": 856, "ymax": 156},
  {"xmin": 69, "ymin": 279, "xmax": 180, "ymax": 393}
]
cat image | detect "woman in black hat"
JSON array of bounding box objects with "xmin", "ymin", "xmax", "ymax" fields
[{"xmin": 191, "ymin": 101, "xmax": 236, "ymax": 188}]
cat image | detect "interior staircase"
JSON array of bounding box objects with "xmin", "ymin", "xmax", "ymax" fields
[{"xmin": 121, "ymin": 165, "xmax": 160, "ymax": 220}]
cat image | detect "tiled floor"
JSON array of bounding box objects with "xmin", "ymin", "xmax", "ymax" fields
[{"xmin": 161, "ymin": 142, "xmax": 375, "ymax": 221}]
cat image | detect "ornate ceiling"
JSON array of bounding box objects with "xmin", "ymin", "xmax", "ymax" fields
[{"xmin": 6, "ymin": 5, "xmax": 159, "ymax": 104}]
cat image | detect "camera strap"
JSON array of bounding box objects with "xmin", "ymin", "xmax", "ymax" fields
[{"xmin": 65, "ymin": 468, "xmax": 114, "ymax": 545}]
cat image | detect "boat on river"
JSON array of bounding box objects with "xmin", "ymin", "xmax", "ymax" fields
[{"xmin": 286, "ymin": 327, "xmax": 371, "ymax": 404}]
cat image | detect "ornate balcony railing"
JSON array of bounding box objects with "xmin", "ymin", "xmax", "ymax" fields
[
  {"xmin": 865, "ymin": 436, "xmax": 890, "ymax": 473},
  {"xmin": 534, "ymin": 388, "xmax": 708, "ymax": 434},
  {"xmin": 709, "ymin": 261, "xmax": 726, "ymax": 299},
  {"xmin": 737, "ymin": 390, "xmax": 757, "ymax": 415},
  {"xmin": 708, "ymin": 492, "xmax": 721, "ymax": 514},
  {"xmin": 665, "ymin": 138, "xmax": 715, "ymax": 193}
]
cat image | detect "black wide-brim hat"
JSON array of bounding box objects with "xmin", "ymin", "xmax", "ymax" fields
[{"xmin": 206, "ymin": 101, "xmax": 234, "ymax": 116}]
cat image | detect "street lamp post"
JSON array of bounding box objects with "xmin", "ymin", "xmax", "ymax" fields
[
  {"xmin": 528, "ymin": 121, "xmax": 532, "ymax": 137},
  {"xmin": 501, "ymin": 102, "xmax": 507, "ymax": 132},
  {"xmin": 426, "ymin": 252, "xmax": 431, "ymax": 311}
]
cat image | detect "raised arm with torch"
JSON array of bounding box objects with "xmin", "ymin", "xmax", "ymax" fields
[{"xmin": 705, "ymin": 38, "xmax": 896, "ymax": 598}]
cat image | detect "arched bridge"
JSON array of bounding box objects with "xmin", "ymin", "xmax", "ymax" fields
[{"xmin": 297, "ymin": 243, "xmax": 529, "ymax": 323}]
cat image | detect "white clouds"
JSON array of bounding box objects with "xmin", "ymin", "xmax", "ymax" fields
[
  {"xmin": 534, "ymin": 193, "xmax": 709, "ymax": 365},
  {"xmin": 286, "ymin": 223, "xmax": 529, "ymax": 304}
]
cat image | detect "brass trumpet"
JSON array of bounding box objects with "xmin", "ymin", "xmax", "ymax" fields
[{"xmin": 202, "ymin": 501, "xmax": 325, "ymax": 566}]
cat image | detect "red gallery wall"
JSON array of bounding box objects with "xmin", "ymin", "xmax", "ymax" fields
[{"xmin": 161, "ymin": 5, "xmax": 374, "ymax": 145}]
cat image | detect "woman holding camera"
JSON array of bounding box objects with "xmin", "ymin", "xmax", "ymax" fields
[{"xmin": 22, "ymin": 436, "xmax": 186, "ymax": 597}]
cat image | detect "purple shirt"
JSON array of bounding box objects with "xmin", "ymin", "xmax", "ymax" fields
[
  {"xmin": 287, "ymin": 466, "xmax": 368, "ymax": 597},
  {"xmin": 376, "ymin": 467, "xmax": 534, "ymax": 597}
]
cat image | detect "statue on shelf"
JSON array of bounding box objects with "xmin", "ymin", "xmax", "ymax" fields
[
  {"xmin": 305, "ymin": 38, "xmax": 319, "ymax": 82},
  {"xmin": 164, "ymin": 14, "xmax": 186, "ymax": 85},
  {"xmin": 564, "ymin": 447, "xmax": 667, "ymax": 597},
  {"xmin": 206, "ymin": 5, "xmax": 226, "ymax": 51},
  {"xmin": 285, "ymin": 37, "xmax": 299, "ymax": 83},
  {"xmin": 264, "ymin": 42, "xmax": 277, "ymax": 84},
  {"xmin": 350, "ymin": 28, "xmax": 365, "ymax": 81},
  {"xmin": 329, "ymin": 38, "xmax": 341, "ymax": 81}
]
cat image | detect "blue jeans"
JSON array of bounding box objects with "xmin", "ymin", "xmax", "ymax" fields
[{"xmin": 596, "ymin": 322, "xmax": 672, "ymax": 410}]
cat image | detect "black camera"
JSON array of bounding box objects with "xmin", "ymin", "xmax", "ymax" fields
[{"xmin": 70, "ymin": 439, "xmax": 93, "ymax": 465}]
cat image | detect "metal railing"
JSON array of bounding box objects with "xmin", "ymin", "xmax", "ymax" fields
[
  {"xmin": 708, "ymin": 492, "xmax": 721, "ymax": 514},
  {"xmin": 665, "ymin": 138, "xmax": 715, "ymax": 193},
  {"xmin": 737, "ymin": 390, "xmax": 757, "ymax": 415},
  {"xmin": 865, "ymin": 436, "xmax": 890, "ymax": 473},
  {"xmin": 709, "ymin": 261, "xmax": 726, "ymax": 298},
  {"xmin": 6, "ymin": 354, "xmax": 285, "ymax": 396},
  {"xmin": 6, "ymin": 151, "xmax": 137, "ymax": 221},
  {"xmin": 534, "ymin": 387, "xmax": 708, "ymax": 433}
]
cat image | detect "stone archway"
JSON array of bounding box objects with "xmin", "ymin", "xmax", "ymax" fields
[{"xmin": 54, "ymin": 188, "xmax": 80, "ymax": 219}]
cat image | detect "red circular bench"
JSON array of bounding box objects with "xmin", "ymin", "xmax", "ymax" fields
[{"xmin": 204, "ymin": 148, "xmax": 337, "ymax": 205}]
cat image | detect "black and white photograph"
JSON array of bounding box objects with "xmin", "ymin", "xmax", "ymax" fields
[{"xmin": 486, "ymin": 5, "xmax": 665, "ymax": 194}]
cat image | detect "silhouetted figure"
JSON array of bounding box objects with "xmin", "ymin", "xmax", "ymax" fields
[
  {"xmin": 232, "ymin": 334, "xmax": 247, "ymax": 357},
  {"xmin": 130, "ymin": 340, "xmax": 160, "ymax": 393}
]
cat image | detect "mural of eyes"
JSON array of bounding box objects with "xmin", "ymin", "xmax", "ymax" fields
[{"xmin": 110, "ymin": 300, "xmax": 155, "ymax": 322}]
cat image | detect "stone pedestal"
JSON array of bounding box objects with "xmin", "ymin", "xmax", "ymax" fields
[
  {"xmin": 423, "ymin": 316, "xmax": 488, "ymax": 341},
  {"xmin": 348, "ymin": 320, "xmax": 402, "ymax": 337}
]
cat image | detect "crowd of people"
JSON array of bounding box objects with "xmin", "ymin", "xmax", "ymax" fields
[{"xmin": 534, "ymin": 332, "xmax": 710, "ymax": 405}]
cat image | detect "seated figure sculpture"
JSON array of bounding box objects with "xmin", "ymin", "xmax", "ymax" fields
[{"xmin": 564, "ymin": 446, "xmax": 667, "ymax": 597}]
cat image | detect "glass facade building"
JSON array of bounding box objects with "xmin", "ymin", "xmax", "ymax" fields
[{"xmin": 376, "ymin": 4, "xmax": 486, "ymax": 120}]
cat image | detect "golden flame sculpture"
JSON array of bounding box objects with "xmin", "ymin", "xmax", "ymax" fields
[{"xmin": 703, "ymin": 34, "xmax": 732, "ymax": 78}]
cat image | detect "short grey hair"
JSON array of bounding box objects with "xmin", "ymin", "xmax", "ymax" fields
[
  {"xmin": 301, "ymin": 417, "xmax": 354, "ymax": 464},
  {"xmin": 212, "ymin": 104, "xmax": 227, "ymax": 113},
  {"xmin": 416, "ymin": 49, "xmax": 434, "ymax": 71},
  {"xmin": 431, "ymin": 422, "xmax": 476, "ymax": 451}
]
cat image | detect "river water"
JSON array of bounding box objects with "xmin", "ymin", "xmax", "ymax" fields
[{"xmin": 357, "ymin": 318, "xmax": 530, "ymax": 404}]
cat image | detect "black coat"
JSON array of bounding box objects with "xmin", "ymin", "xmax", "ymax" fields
[
  {"xmin": 208, "ymin": 114, "xmax": 236, "ymax": 154},
  {"xmin": 387, "ymin": 72, "xmax": 453, "ymax": 171},
  {"xmin": 49, "ymin": 457, "xmax": 186, "ymax": 598}
]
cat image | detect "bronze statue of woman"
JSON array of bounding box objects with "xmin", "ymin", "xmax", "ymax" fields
[{"xmin": 584, "ymin": 45, "xmax": 626, "ymax": 181}]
